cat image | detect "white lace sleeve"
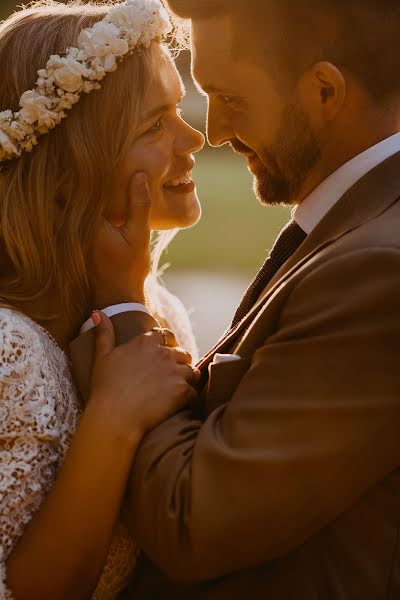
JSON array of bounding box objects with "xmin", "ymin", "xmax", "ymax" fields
[{"xmin": 0, "ymin": 309, "xmax": 79, "ymax": 599}]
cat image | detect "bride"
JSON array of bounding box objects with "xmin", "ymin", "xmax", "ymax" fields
[{"xmin": 0, "ymin": 0, "xmax": 204, "ymax": 598}]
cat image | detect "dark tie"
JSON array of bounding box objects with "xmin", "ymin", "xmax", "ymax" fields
[{"xmin": 231, "ymin": 220, "xmax": 307, "ymax": 327}]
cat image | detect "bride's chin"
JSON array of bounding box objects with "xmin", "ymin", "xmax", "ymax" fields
[
  {"xmin": 179, "ymin": 203, "xmax": 202, "ymax": 229},
  {"xmin": 151, "ymin": 195, "xmax": 202, "ymax": 230}
]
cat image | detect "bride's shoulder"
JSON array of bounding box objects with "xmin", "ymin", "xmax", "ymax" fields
[
  {"xmin": 0, "ymin": 307, "xmax": 56, "ymax": 376},
  {"xmin": 0, "ymin": 306, "xmax": 44, "ymax": 343}
]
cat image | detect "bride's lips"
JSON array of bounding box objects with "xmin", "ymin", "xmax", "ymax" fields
[
  {"xmin": 164, "ymin": 180, "xmax": 196, "ymax": 194},
  {"xmin": 163, "ymin": 166, "xmax": 196, "ymax": 194}
]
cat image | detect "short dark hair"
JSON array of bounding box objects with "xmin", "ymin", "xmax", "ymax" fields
[{"xmin": 166, "ymin": 0, "xmax": 400, "ymax": 103}]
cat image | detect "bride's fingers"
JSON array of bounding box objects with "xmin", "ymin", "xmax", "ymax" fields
[
  {"xmin": 124, "ymin": 172, "xmax": 151, "ymax": 248},
  {"xmin": 93, "ymin": 312, "xmax": 115, "ymax": 361}
]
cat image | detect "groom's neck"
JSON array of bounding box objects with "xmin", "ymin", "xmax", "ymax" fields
[{"xmin": 296, "ymin": 110, "xmax": 400, "ymax": 205}]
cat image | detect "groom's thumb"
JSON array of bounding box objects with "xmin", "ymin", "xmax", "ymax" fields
[{"xmin": 93, "ymin": 311, "xmax": 115, "ymax": 360}]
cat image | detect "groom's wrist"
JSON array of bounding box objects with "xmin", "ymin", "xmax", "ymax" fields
[
  {"xmin": 92, "ymin": 290, "xmax": 146, "ymax": 310},
  {"xmin": 80, "ymin": 302, "xmax": 151, "ymax": 335}
]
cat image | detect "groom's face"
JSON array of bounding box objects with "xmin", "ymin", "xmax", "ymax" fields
[{"xmin": 191, "ymin": 16, "xmax": 321, "ymax": 206}]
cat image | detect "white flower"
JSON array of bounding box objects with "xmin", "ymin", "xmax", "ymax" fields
[
  {"xmin": 86, "ymin": 57, "xmax": 106, "ymax": 81},
  {"xmin": 48, "ymin": 56, "xmax": 89, "ymax": 93},
  {"xmin": 78, "ymin": 21, "xmax": 129, "ymax": 59},
  {"xmin": 0, "ymin": 128, "xmax": 19, "ymax": 158},
  {"xmin": 57, "ymin": 92, "xmax": 81, "ymax": 111},
  {"xmin": 108, "ymin": 0, "xmax": 171, "ymax": 37},
  {"xmin": 0, "ymin": 110, "xmax": 13, "ymax": 125},
  {"xmin": 107, "ymin": 2, "xmax": 147, "ymax": 40},
  {"xmin": 67, "ymin": 47, "xmax": 85, "ymax": 62},
  {"xmin": 8, "ymin": 120, "xmax": 31, "ymax": 142},
  {"xmin": 104, "ymin": 53, "xmax": 118, "ymax": 72},
  {"xmin": 19, "ymin": 90, "xmax": 60, "ymax": 129},
  {"xmin": 21, "ymin": 133, "xmax": 38, "ymax": 153},
  {"xmin": 82, "ymin": 81, "xmax": 101, "ymax": 94}
]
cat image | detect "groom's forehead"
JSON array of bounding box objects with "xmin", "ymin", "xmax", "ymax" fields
[
  {"xmin": 191, "ymin": 16, "xmax": 240, "ymax": 89},
  {"xmin": 191, "ymin": 13, "xmax": 278, "ymax": 93},
  {"xmin": 192, "ymin": 16, "xmax": 234, "ymax": 59}
]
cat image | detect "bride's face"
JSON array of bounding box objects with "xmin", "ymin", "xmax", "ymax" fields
[{"xmin": 112, "ymin": 46, "xmax": 205, "ymax": 230}]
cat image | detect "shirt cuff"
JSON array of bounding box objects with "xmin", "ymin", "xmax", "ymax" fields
[{"xmin": 80, "ymin": 303, "xmax": 151, "ymax": 335}]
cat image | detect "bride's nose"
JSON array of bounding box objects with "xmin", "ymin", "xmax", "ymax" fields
[{"xmin": 175, "ymin": 121, "xmax": 205, "ymax": 156}]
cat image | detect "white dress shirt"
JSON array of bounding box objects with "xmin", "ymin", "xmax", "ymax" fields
[
  {"xmin": 80, "ymin": 302, "xmax": 151, "ymax": 334},
  {"xmin": 82, "ymin": 132, "xmax": 400, "ymax": 337},
  {"xmin": 293, "ymin": 131, "xmax": 400, "ymax": 234}
]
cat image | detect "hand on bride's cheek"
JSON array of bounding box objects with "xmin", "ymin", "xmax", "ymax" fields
[{"xmin": 110, "ymin": 49, "xmax": 205, "ymax": 231}]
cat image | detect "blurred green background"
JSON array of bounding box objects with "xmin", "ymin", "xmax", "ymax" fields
[{"xmin": 0, "ymin": 1, "xmax": 291, "ymax": 352}]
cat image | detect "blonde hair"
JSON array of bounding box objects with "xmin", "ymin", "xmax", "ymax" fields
[{"xmin": 0, "ymin": 0, "xmax": 169, "ymax": 335}]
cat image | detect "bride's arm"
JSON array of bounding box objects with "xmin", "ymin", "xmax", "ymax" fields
[
  {"xmin": 0, "ymin": 311, "xmax": 193, "ymax": 600},
  {"xmin": 5, "ymin": 405, "xmax": 140, "ymax": 600}
]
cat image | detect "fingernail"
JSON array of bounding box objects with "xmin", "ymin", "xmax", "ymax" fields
[
  {"xmin": 134, "ymin": 172, "xmax": 148, "ymax": 191},
  {"xmin": 92, "ymin": 311, "xmax": 101, "ymax": 327}
]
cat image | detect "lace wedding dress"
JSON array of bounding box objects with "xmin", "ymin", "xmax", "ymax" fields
[{"xmin": 0, "ymin": 288, "xmax": 198, "ymax": 599}]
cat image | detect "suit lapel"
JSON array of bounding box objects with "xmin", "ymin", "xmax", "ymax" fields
[{"xmin": 197, "ymin": 149, "xmax": 400, "ymax": 374}]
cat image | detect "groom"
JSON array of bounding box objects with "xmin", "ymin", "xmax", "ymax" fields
[{"xmin": 72, "ymin": 1, "xmax": 400, "ymax": 598}]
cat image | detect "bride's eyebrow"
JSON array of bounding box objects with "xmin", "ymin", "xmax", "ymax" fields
[{"xmin": 143, "ymin": 88, "xmax": 187, "ymax": 123}]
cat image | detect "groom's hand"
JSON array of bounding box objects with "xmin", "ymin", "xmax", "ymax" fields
[{"xmin": 89, "ymin": 172, "xmax": 151, "ymax": 310}]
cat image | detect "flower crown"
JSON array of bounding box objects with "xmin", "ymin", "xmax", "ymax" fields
[{"xmin": 0, "ymin": 0, "xmax": 172, "ymax": 164}]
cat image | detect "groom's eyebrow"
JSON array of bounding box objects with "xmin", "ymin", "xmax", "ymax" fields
[{"xmin": 194, "ymin": 80, "xmax": 234, "ymax": 96}]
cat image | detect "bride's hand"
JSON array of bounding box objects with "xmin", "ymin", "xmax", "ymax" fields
[
  {"xmin": 89, "ymin": 172, "xmax": 151, "ymax": 310},
  {"xmin": 88, "ymin": 312, "xmax": 200, "ymax": 439}
]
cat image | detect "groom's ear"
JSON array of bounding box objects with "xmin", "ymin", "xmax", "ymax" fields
[
  {"xmin": 310, "ymin": 61, "xmax": 346, "ymax": 122},
  {"xmin": 299, "ymin": 61, "xmax": 346, "ymax": 126}
]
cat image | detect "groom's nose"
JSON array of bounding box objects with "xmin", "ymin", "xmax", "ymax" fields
[{"xmin": 207, "ymin": 100, "xmax": 234, "ymax": 147}]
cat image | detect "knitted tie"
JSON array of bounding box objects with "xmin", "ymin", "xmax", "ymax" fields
[{"xmin": 232, "ymin": 220, "xmax": 307, "ymax": 327}]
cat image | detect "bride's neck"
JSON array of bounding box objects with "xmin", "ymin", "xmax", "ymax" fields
[
  {"xmin": 39, "ymin": 318, "xmax": 74, "ymax": 352},
  {"xmin": 25, "ymin": 297, "xmax": 78, "ymax": 352}
]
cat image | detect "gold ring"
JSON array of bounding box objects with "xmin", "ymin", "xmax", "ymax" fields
[{"xmin": 151, "ymin": 327, "xmax": 172, "ymax": 347}]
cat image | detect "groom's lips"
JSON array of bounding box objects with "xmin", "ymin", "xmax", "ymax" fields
[
  {"xmin": 246, "ymin": 152, "xmax": 261, "ymax": 173},
  {"xmin": 230, "ymin": 141, "xmax": 263, "ymax": 174}
]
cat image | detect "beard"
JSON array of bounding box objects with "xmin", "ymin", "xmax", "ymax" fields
[{"xmin": 234, "ymin": 99, "xmax": 321, "ymax": 206}]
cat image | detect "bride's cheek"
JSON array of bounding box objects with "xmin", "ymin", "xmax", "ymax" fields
[{"xmin": 139, "ymin": 140, "xmax": 171, "ymax": 183}]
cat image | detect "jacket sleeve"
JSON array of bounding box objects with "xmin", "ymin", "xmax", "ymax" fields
[{"xmin": 126, "ymin": 247, "xmax": 400, "ymax": 583}]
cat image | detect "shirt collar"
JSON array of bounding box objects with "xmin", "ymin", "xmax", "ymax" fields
[{"xmin": 293, "ymin": 131, "xmax": 400, "ymax": 234}]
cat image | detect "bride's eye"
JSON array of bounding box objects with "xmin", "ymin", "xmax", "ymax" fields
[
  {"xmin": 220, "ymin": 95, "xmax": 234, "ymax": 105},
  {"xmin": 149, "ymin": 117, "xmax": 163, "ymax": 132}
]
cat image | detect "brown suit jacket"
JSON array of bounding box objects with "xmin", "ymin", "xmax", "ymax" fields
[{"xmin": 71, "ymin": 152, "xmax": 400, "ymax": 599}]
